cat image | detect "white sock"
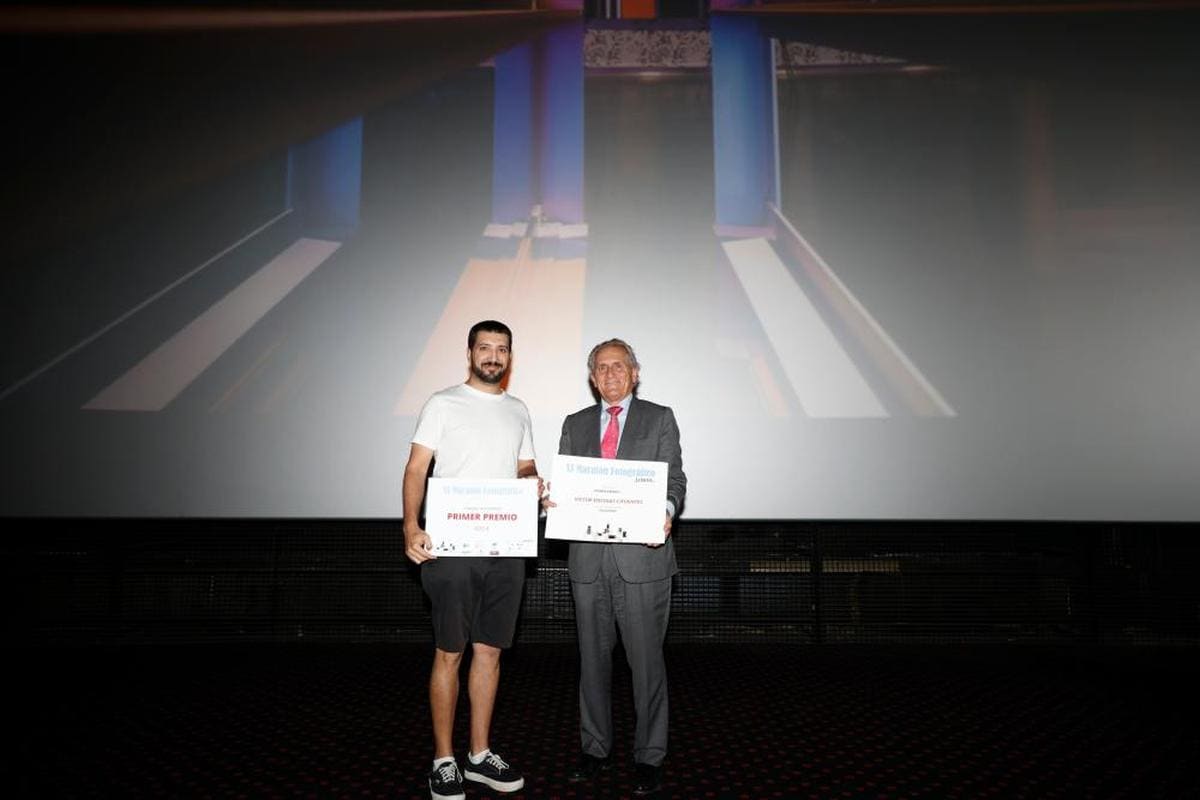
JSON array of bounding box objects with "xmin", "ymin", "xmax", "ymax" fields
[
  {"xmin": 468, "ymin": 749, "xmax": 491, "ymax": 765},
  {"xmin": 432, "ymin": 755, "xmax": 455, "ymax": 770}
]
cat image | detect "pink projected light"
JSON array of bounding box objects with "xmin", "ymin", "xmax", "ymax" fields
[{"xmin": 395, "ymin": 227, "xmax": 587, "ymax": 433}]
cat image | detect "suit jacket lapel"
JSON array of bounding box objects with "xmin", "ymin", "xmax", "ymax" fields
[{"xmin": 616, "ymin": 398, "xmax": 645, "ymax": 460}]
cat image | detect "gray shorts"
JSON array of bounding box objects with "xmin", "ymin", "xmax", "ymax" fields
[{"xmin": 420, "ymin": 557, "xmax": 525, "ymax": 652}]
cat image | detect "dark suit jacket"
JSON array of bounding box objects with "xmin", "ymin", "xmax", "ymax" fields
[{"xmin": 558, "ymin": 397, "xmax": 686, "ymax": 584}]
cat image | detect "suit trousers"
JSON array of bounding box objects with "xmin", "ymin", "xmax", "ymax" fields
[{"xmin": 571, "ymin": 545, "xmax": 672, "ymax": 766}]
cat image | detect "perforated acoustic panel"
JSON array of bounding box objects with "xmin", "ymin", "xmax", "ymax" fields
[{"xmin": 5, "ymin": 519, "xmax": 1199, "ymax": 646}]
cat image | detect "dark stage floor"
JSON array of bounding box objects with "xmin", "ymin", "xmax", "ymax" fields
[{"xmin": 9, "ymin": 642, "xmax": 1199, "ymax": 798}]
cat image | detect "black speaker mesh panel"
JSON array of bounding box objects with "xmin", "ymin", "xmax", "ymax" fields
[{"xmin": 4, "ymin": 519, "xmax": 1199, "ymax": 646}]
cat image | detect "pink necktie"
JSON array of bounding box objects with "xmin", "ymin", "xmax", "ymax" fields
[{"xmin": 601, "ymin": 405, "xmax": 622, "ymax": 459}]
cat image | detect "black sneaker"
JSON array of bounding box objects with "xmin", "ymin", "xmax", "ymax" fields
[
  {"xmin": 463, "ymin": 750, "xmax": 525, "ymax": 793},
  {"xmin": 428, "ymin": 760, "xmax": 465, "ymax": 800}
]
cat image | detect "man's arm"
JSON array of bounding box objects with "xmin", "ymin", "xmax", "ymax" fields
[
  {"xmin": 558, "ymin": 414, "xmax": 577, "ymax": 457},
  {"xmin": 659, "ymin": 407, "xmax": 686, "ymax": 541},
  {"xmin": 402, "ymin": 443, "xmax": 436, "ymax": 563},
  {"xmin": 517, "ymin": 458, "xmax": 546, "ymax": 500}
]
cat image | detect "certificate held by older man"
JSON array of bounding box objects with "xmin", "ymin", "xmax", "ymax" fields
[
  {"xmin": 425, "ymin": 478, "xmax": 539, "ymax": 557},
  {"xmin": 546, "ymin": 454, "xmax": 669, "ymax": 545}
]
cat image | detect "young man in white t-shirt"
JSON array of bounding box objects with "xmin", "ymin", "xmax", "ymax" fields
[{"xmin": 402, "ymin": 320, "xmax": 540, "ymax": 800}]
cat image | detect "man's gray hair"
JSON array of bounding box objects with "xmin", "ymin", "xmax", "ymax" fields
[{"xmin": 587, "ymin": 338, "xmax": 639, "ymax": 373}]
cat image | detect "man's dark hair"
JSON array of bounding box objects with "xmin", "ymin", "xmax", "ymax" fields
[{"xmin": 468, "ymin": 320, "xmax": 513, "ymax": 349}]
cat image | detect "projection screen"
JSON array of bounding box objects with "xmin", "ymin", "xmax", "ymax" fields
[{"xmin": 2, "ymin": 24, "xmax": 1198, "ymax": 521}]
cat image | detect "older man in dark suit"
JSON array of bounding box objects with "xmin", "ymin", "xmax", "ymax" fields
[{"xmin": 554, "ymin": 338, "xmax": 686, "ymax": 797}]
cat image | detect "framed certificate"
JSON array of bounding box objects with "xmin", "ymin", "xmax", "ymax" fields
[
  {"xmin": 545, "ymin": 455, "xmax": 668, "ymax": 545},
  {"xmin": 425, "ymin": 478, "xmax": 539, "ymax": 557}
]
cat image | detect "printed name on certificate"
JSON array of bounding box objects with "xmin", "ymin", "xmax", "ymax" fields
[{"xmin": 545, "ymin": 455, "xmax": 668, "ymax": 545}]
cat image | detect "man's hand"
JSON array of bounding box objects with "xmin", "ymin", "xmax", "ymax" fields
[
  {"xmin": 540, "ymin": 480, "xmax": 557, "ymax": 510},
  {"xmin": 524, "ymin": 473, "xmax": 545, "ymax": 499},
  {"xmin": 404, "ymin": 525, "xmax": 436, "ymax": 564},
  {"xmin": 646, "ymin": 513, "xmax": 672, "ymax": 548},
  {"xmin": 402, "ymin": 443, "xmax": 436, "ymax": 563}
]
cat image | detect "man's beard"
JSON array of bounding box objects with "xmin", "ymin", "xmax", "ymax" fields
[{"xmin": 471, "ymin": 361, "xmax": 507, "ymax": 385}]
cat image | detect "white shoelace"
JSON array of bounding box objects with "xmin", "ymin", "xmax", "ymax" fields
[
  {"xmin": 435, "ymin": 762, "xmax": 460, "ymax": 782},
  {"xmin": 483, "ymin": 752, "xmax": 509, "ymax": 771}
]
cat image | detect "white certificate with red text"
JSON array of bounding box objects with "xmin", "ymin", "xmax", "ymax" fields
[
  {"xmin": 425, "ymin": 478, "xmax": 539, "ymax": 557},
  {"xmin": 545, "ymin": 455, "xmax": 668, "ymax": 545}
]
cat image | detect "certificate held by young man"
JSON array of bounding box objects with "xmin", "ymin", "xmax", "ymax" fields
[
  {"xmin": 424, "ymin": 478, "xmax": 540, "ymax": 557},
  {"xmin": 545, "ymin": 454, "xmax": 669, "ymax": 545}
]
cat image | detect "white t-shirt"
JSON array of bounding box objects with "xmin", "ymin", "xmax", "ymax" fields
[{"xmin": 411, "ymin": 383, "xmax": 536, "ymax": 479}]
